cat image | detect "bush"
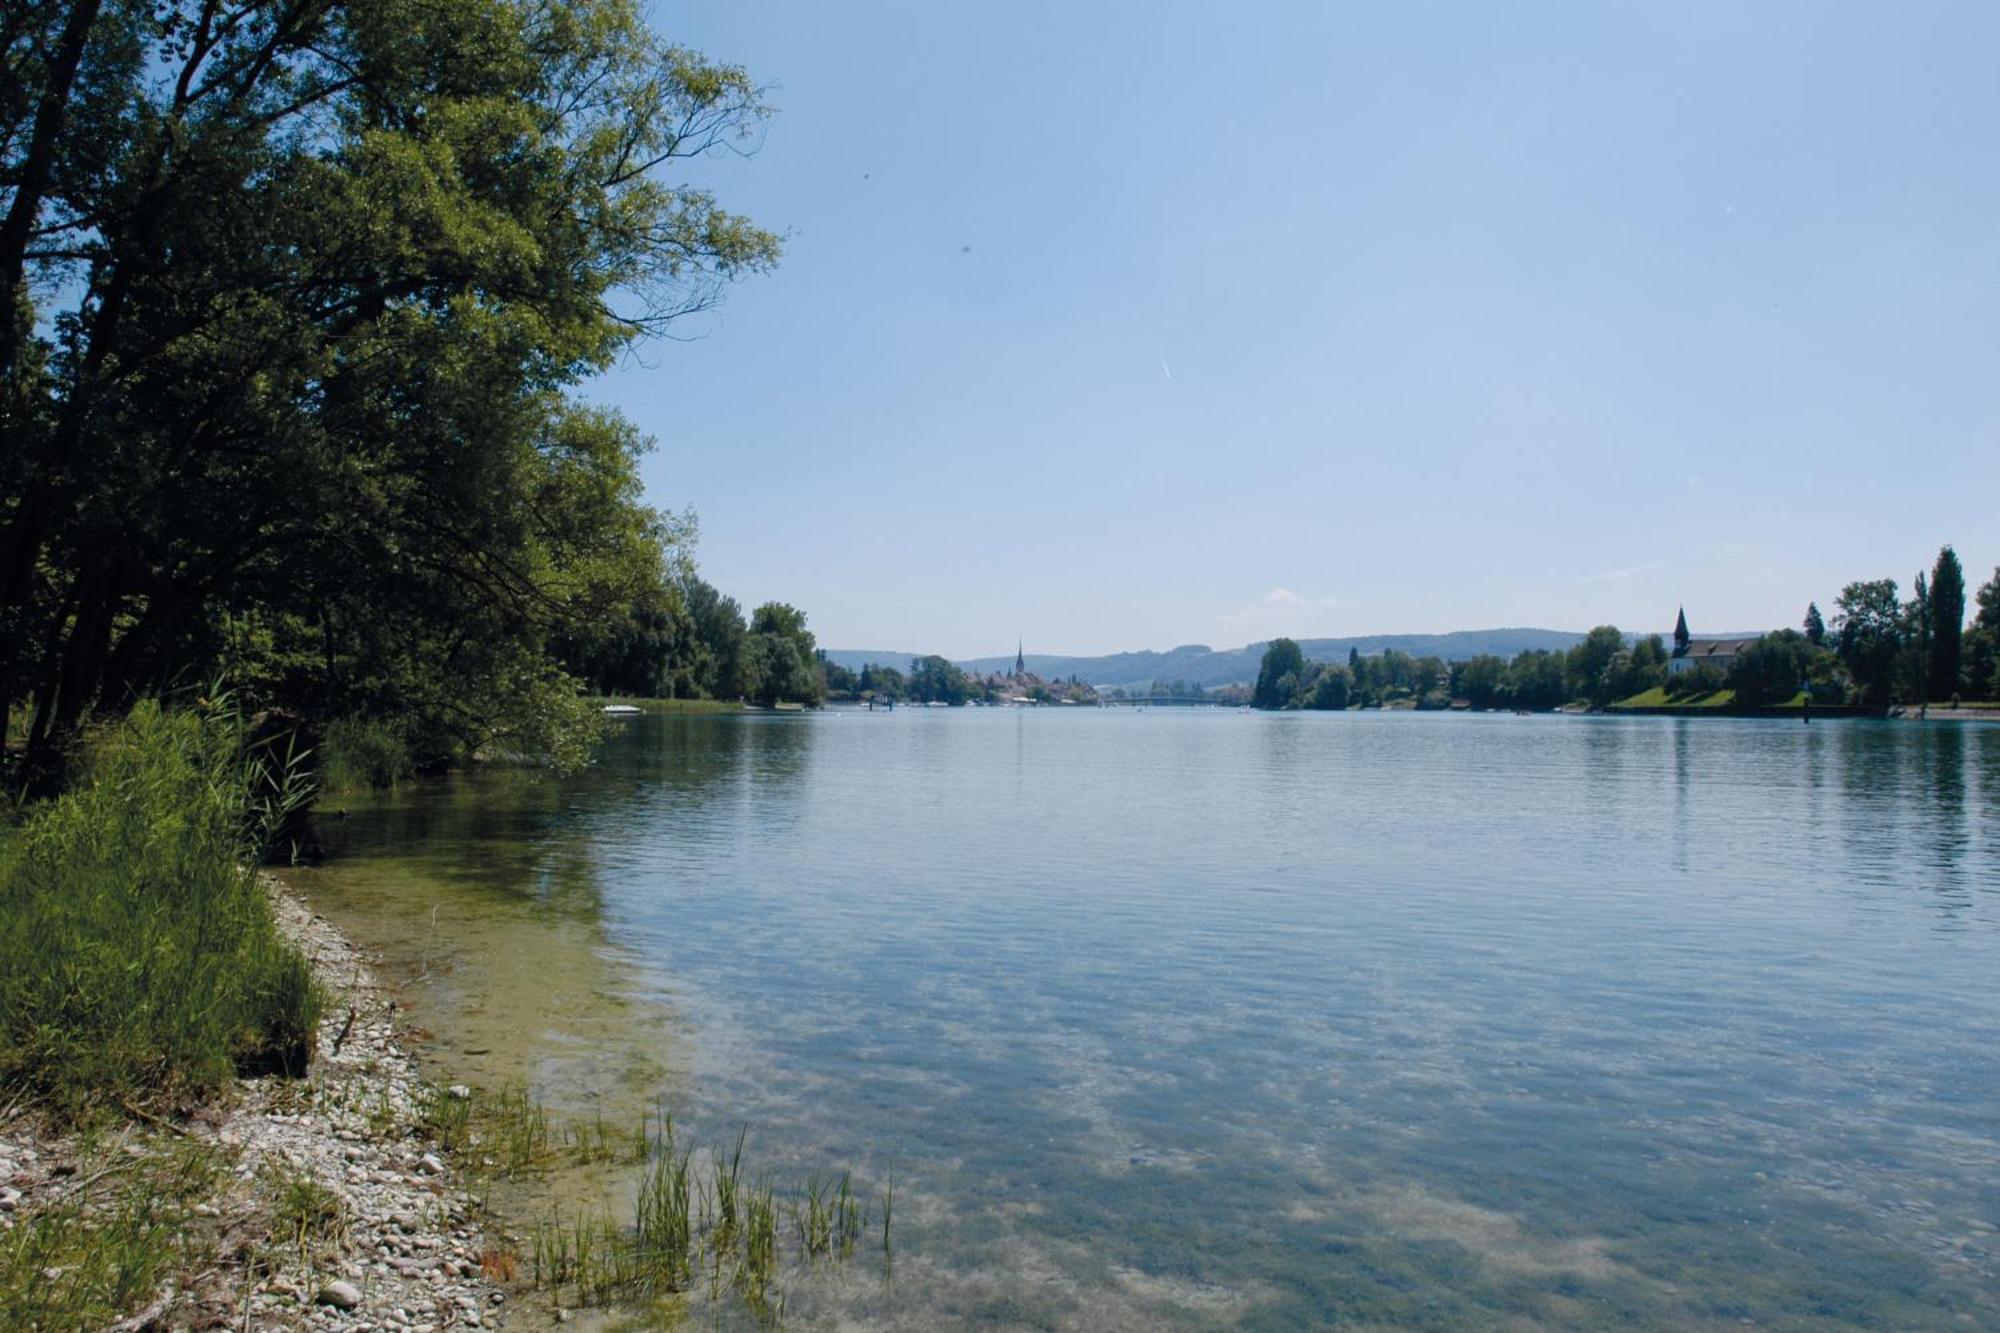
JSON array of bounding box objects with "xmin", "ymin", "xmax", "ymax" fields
[
  {"xmin": 1664, "ymin": 664, "xmax": 1727, "ymax": 699},
  {"xmin": 1728, "ymin": 630, "xmax": 1811, "ymax": 706},
  {"xmin": 317, "ymin": 715, "xmax": 414, "ymax": 791},
  {"xmin": 0, "ymin": 701, "xmax": 324, "ymax": 1116}
]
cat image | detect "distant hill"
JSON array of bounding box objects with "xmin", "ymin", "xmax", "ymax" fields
[{"xmin": 825, "ymin": 629, "xmax": 1593, "ymax": 691}]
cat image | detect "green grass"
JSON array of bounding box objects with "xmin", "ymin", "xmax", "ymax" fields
[
  {"xmin": 0, "ymin": 1136, "xmax": 222, "ymax": 1332},
  {"xmin": 0, "ymin": 700, "xmax": 325, "ymax": 1117},
  {"xmin": 587, "ymin": 696, "xmax": 743, "ymax": 715},
  {"xmin": 1612, "ymin": 686, "xmax": 1739, "ymax": 709},
  {"xmin": 515, "ymin": 1109, "xmax": 892, "ymax": 1320}
]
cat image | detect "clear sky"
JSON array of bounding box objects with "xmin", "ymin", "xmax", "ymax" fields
[{"xmin": 591, "ymin": 1, "xmax": 2000, "ymax": 659}]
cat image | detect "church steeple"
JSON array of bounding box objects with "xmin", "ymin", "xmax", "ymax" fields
[
  {"xmin": 1014, "ymin": 638, "xmax": 1025, "ymax": 676},
  {"xmin": 1673, "ymin": 607, "xmax": 1691, "ymax": 654}
]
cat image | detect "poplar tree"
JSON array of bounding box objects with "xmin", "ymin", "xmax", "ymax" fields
[{"xmin": 1927, "ymin": 546, "xmax": 1965, "ymax": 700}]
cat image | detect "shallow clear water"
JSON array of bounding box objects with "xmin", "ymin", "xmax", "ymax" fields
[{"xmin": 305, "ymin": 710, "xmax": 2000, "ymax": 1329}]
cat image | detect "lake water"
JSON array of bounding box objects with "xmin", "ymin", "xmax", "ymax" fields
[{"xmin": 299, "ymin": 709, "xmax": 2000, "ymax": 1329}]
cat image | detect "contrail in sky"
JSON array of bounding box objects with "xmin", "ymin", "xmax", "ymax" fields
[{"xmin": 1158, "ymin": 347, "xmax": 1173, "ymax": 380}]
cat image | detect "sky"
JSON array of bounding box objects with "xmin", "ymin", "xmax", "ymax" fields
[{"xmin": 591, "ymin": 1, "xmax": 2000, "ymax": 659}]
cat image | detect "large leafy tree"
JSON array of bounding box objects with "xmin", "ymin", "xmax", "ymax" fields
[
  {"xmin": 0, "ymin": 0, "xmax": 778, "ymax": 768},
  {"xmin": 1833, "ymin": 579, "xmax": 1904, "ymax": 704},
  {"xmin": 1253, "ymin": 638, "xmax": 1304, "ymax": 709}
]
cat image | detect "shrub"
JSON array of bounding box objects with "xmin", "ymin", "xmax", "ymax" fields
[
  {"xmin": 317, "ymin": 715, "xmax": 414, "ymax": 791},
  {"xmin": 1664, "ymin": 664, "xmax": 1726, "ymax": 699},
  {"xmin": 0, "ymin": 701, "xmax": 324, "ymax": 1116}
]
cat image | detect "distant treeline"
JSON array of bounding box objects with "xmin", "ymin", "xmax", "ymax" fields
[
  {"xmin": 1252, "ymin": 546, "xmax": 2000, "ymax": 712},
  {"xmin": 820, "ymin": 656, "xmax": 1096, "ymax": 706},
  {"xmin": 559, "ymin": 575, "xmax": 825, "ymax": 711}
]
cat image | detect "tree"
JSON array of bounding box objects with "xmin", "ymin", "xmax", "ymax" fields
[
  {"xmin": 907, "ymin": 655, "xmax": 968, "ymax": 705},
  {"xmin": 1307, "ymin": 666, "xmax": 1351, "ymax": 711},
  {"xmin": 1803, "ymin": 602, "xmax": 1826, "ymax": 647},
  {"xmin": 858, "ymin": 663, "xmax": 905, "ymax": 701},
  {"xmin": 1454, "ymin": 655, "xmax": 1507, "ymax": 709},
  {"xmin": 1928, "ymin": 546, "xmax": 1966, "ymax": 700},
  {"xmin": 1254, "ymin": 639, "xmax": 1305, "ymax": 709},
  {"xmin": 745, "ymin": 603, "xmax": 822, "ymax": 707},
  {"xmin": 0, "ymin": 0, "xmax": 781, "ymax": 771},
  {"xmin": 1833, "ymin": 579, "xmax": 1904, "ymax": 704},
  {"xmin": 1502, "ymin": 651, "xmax": 1567, "ymax": 710},
  {"xmin": 1564, "ymin": 625, "xmax": 1627, "ymax": 708},
  {"xmin": 1978, "ymin": 568, "xmax": 2000, "ymax": 631},
  {"xmin": 1617, "ymin": 635, "xmax": 1670, "ymax": 699},
  {"xmin": 1728, "ymin": 631, "xmax": 1811, "ymax": 706}
]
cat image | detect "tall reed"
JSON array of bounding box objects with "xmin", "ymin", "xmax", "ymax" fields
[{"xmin": 0, "ymin": 699, "xmax": 324, "ymax": 1115}]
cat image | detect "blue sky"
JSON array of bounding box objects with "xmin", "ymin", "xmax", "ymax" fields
[{"xmin": 593, "ymin": 2, "xmax": 2000, "ymax": 658}]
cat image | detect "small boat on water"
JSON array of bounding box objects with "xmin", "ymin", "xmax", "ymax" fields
[{"xmin": 601, "ymin": 704, "xmax": 643, "ymax": 716}]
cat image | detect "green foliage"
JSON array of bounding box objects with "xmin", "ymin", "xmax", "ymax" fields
[
  {"xmin": 0, "ymin": 702, "xmax": 323, "ymax": 1116},
  {"xmin": 0, "ymin": 0, "xmax": 780, "ymax": 768},
  {"xmin": 1306, "ymin": 667, "xmax": 1351, "ymax": 711},
  {"xmin": 1803, "ymin": 601, "xmax": 1826, "ymax": 646},
  {"xmin": 0, "ymin": 1139, "xmax": 222, "ymax": 1332},
  {"xmin": 907, "ymin": 655, "xmax": 969, "ymax": 705},
  {"xmin": 1500, "ymin": 650, "xmax": 1568, "ymax": 710},
  {"xmin": 1834, "ymin": 578, "xmax": 1904, "ymax": 704},
  {"xmin": 1564, "ymin": 626, "xmax": 1628, "ymax": 708},
  {"xmin": 858, "ymin": 663, "xmax": 905, "ymax": 701},
  {"xmin": 318, "ymin": 716, "xmax": 415, "ymax": 791},
  {"xmin": 1665, "ymin": 663, "xmax": 1728, "ymax": 699},
  {"xmin": 1253, "ymin": 639, "xmax": 1304, "ymax": 709},
  {"xmin": 745, "ymin": 602, "xmax": 824, "ymax": 707},
  {"xmin": 1927, "ymin": 546, "xmax": 1966, "ymax": 701},
  {"xmin": 1455, "ymin": 655, "xmax": 1508, "ymax": 709},
  {"xmin": 1728, "ymin": 630, "xmax": 1813, "ymax": 706}
]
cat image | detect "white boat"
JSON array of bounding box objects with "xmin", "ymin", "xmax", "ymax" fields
[{"xmin": 601, "ymin": 704, "xmax": 643, "ymax": 716}]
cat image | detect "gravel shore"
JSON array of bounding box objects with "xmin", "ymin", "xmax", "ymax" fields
[{"xmin": 0, "ymin": 881, "xmax": 509, "ymax": 1330}]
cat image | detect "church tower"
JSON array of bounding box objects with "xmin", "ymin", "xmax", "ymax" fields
[
  {"xmin": 1014, "ymin": 639, "xmax": 1025, "ymax": 677},
  {"xmin": 1673, "ymin": 607, "xmax": 1691, "ymax": 656}
]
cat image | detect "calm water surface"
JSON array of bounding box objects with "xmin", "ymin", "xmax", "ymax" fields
[{"xmin": 303, "ymin": 711, "xmax": 2000, "ymax": 1329}]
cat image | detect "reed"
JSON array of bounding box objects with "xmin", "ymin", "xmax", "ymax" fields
[
  {"xmin": 516, "ymin": 1112, "xmax": 894, "ymax": 1321},
  {"xmin": 0, "ymin": 698, "xmax": 323, "ymax": 1117}
]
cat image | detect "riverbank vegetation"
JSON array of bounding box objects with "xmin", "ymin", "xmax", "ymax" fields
[
  {"xmin": 0, "ymin": 0, "xmax": 819, "ymax": 794},
  {"xmin": 0, "ymin": 701, "xmax": 321, "ymax": 1118}
]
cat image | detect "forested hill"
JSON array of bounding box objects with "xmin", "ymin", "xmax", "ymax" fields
[{"xmin": 824, "ymin": 629, "xmax": 1590, "ymax": 691}]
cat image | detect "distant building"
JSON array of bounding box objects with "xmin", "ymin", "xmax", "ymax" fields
[
  {"xmin": 1668, "ymin": 607, "xmax": 1757, "ymax": 676},
  {"xmin": 1014, "ymin": 638, "xmax": 1025, "ymax": 677}
]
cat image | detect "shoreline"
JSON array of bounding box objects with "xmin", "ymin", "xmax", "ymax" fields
[{"xmin": 2, "ymin": 881, "xmax": 505, "ymax": 1330}]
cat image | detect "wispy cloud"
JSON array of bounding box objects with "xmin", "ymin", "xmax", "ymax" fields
[
  {"xmin": 1577, "ymin": 560, "xmax": 1669, "ymax": 584},
  {"xmin": 1219, "ymin": 587, "xmax": 1340, "ymax": 629}
]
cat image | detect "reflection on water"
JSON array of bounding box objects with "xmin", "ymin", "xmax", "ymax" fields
[{"xmin": 296, "ymin": 712, "xmax": 2000, "ymax": 1330}]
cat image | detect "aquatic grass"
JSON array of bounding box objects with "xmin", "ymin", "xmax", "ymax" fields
[
  {"xmin": 0, "ymin": 699, "xmax": 324, "ymax": 1117},
  {"xmin": 521, "ymin": 1113, "xmax": 893, "ymax": 1321},
  {"xmin": 415, "ymin": 1084, "xmax": 473, "ymax": 1153}
]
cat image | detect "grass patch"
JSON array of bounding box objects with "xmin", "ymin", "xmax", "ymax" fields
[
  {"xmin": 266, "ymin": 1163, "xmax": 348, "ymax": 1258},
  {"xmin": 0, "ymin": 1136, "xmax": 222, "ymax": 1332},
  {"xmin": 0, "ymin": 700, "xmax": 325, "ymax": 1118},
  {"xmin": 526, "ymin": 1115, "xmax": 891, "ymax": 1321},
  {"xmin": 1612, "ymin": 687, "xmax": 1739, "ymax": 709},
  {"xmin": 587, "ymin": 696, "xmax": 742, "ymax": 715}
]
